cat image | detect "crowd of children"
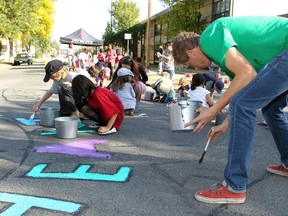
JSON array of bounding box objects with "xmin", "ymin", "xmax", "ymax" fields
[
  {"xmin": 35, "ymin": 45, "xmax": 151, "ymax": 135},
  {"xmin": 35, "ymin": 43, "xmax": 227, "ymax": 136}
]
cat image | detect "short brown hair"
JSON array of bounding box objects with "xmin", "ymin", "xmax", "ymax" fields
[
  {"xmin": 88, "ymin": 66, "xmax": 99, "ymax": 78},
  {"xmin": 172, "ymin": 32, "xmax": 200, "ymax": 64}
]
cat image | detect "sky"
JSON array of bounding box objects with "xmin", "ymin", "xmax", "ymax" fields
[
  {"xmin": 233, "ymin": 0, "xmax": 288, "ymax": 17},
  {"xmin": 52, "ymin": 0, "xmax": 167, "ymax": 41},
  {"xmin": 52, "ymin": 0, "xmax": 288, "ymax": 42}
]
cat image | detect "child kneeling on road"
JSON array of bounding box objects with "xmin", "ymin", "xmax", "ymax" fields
[
  {"xmin": 150, "ymin": 72, "xmax": 176, "ymax": 103},
  {"xmin": 72, "ymin": 75, "xmax": 124, "ymax": 135},
  {"xmin": 110, "ymin": 68, "xmax": 136, "ymax": 116}
]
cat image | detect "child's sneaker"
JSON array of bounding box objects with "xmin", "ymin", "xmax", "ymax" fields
[
  {"xmin": 98, "ymin": 127, "xmax": 117, "ymax": 135},
  {"xmin": 195, "ymin": 183, "xmax": 246, "ymax": 204},
  {"xmin": 267, "ymin": 164, "xmax": 288, "ymax": 177}
]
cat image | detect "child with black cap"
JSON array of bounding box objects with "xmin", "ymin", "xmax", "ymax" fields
[{"xmin": 32, "ymin": 59, "xmax": 93, "ymax": 118}]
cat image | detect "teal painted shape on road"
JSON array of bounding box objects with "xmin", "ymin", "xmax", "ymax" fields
[
  {"xmin": 0, "ymin": 192, "xmax": 81, "ymax": 216},
  {"xmin": 26, "ymin": 164, "xmax": 132, "ymax": 182}
]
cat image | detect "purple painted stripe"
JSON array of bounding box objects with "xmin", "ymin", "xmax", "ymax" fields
[{"xmin": 33, "ymin": 139, "xmax": 111, "ymax": 159}]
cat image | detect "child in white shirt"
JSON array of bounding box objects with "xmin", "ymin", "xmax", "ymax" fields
[{"xmin": 187, "ymin": 73, "xmax": 215, "ymax": 108}]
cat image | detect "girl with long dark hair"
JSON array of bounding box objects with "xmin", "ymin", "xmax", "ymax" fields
[{"xmin": 72, "ymin": 75, "xmax": 124, "ymax": 135}]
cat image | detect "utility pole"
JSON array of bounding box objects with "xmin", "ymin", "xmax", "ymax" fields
[
  {"xmin": 110, "ymin": 0, "xmax": 113, "ymax": 31},
  {"xmin": 145, "ymin": 0, "xmax": 152, "ymax": 68}
]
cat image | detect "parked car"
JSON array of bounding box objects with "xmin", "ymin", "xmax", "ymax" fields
[{"xmin": 14, "ymin": 53, "xmax": 33, "ymax": 65}]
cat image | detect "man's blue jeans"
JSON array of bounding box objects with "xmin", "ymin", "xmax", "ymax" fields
[{"xmin": 224, "ymin": 49, "xmax": 288, "ymax": 192}]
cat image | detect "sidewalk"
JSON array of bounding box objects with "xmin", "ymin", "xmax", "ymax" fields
[
  {"xmin": 146, "ymin": 65, "xmax": 230, "ymax": 89},
  {"xmin": 146, "ymin": 64, "xmax": 201, "ymax": 85}
]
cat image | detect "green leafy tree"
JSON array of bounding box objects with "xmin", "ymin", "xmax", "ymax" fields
[
  {"xmin": 159, "ymin": 0, "xmax": 206, "ymax": 38},
  {"xmin": 103, "ymin": 0, "xmax": 140, "ymax": 45},
  {"xmin": 21, "ymin": 0, "xmax": 56, "ymax": 52},
  {"xmin": 0, "ymin": 0, "xmax": 56, "ymax": 56},
  {"xmin": 111, "ymin": 0, "xmax": 140, "ymax": 32},
  {"xmin": 102, "ymin": 21, "xmax": 115, "ymax": 45},
  {"xmin": 0, "ymin": 0, "xmax": 30, "ymax": 39}
]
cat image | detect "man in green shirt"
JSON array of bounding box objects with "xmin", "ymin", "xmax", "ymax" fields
[{"xmin": 172, "ymin": 16, "xmax": 288, "ymax": 204}]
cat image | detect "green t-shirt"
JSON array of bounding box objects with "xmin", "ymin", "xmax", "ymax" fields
[{"xmin": 200, "ymin": 16, "xmax": 288, "ymax": 79}]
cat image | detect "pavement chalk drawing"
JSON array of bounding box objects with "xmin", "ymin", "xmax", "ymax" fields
[
  {"xmin": 0, "ymin": 192, "xmax": 81, "ymax": 216},
  {"xmin": 33, "ymin": 139, "xmax": 112, "ymax": 159},
  {"xmin": 40, "ymin": 129, "xmax": 95, "ymax": 136},
  {"xmin": 26, "ymin": 164, "xmax": 132, "ymax": 182},
  {"xmin": 15, "ymin": 118, "xmax": 40, "ymax": 126}
]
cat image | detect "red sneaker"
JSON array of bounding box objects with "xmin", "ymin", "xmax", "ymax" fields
[
  {"xmin": 195, "ymin": 183, "xmax": 246, "ymax": 204},
  {"xmin": 267, "ymin": 164, "xmax": 288, "ymax": 177}
]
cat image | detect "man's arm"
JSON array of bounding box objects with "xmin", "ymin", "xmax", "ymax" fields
[
  {"xmin": 211, "ymin": 46, "xmax": 257, "ymax": 113},
  {"xmin": 189, "ymin": 47, "xmax": 257, "ymax": 132}
]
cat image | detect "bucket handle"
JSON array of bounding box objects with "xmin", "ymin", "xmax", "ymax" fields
[
  {"xmin": 178, "ymin": 101, "xmax": 189, "ymax": 107},
  {"xmin": 56, "ymin": 121, "xmax": 78, "ymax": 127},
  {"xmin": 178, "ymin": 101, "xmax": 202, "ymax": 111}
]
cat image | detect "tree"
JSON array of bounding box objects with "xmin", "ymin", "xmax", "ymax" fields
[
  {"xmin": 111, "ymin": 0, "xmax": 140, "ymax": 33},
  {"xmin": 102, "ymin": 21, "xmax": 115, "ymax": 45},
  {"xmin": 21, "ymin": 0, "xmax": 56, "ymax": 52},
  {"xmin": 103, "ymin": 0, "xmax": 140, "ymax": 45},
  {"xmin": 111, "ymin": 0, "xmax": 140, "ymax": 32},
  {"xmin": 158, "ymin": 0, "xmax": 206, "ymax": 38},
  {"xmin": 0, "ymin": 0, "xmax": 30, "ymax": 39},
  {"xmin": 0, "ymin": 0, "xmax": 56, "ymax": 56}
]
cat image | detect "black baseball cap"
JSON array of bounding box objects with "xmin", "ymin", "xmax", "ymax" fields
[{"xmin": 43, "ymin": 60, "xmax": 63, "ymax": 82}]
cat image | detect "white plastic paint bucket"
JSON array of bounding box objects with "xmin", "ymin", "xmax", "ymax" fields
[
  {"xmin": 168, "ymin": 100, "xmax": 202, "ymax": 131},
  {"xmin": 39, "ymin": 108, "xmax": 59, "ymax": 127},
  {"xmin": 54, "ymin": 117, "xmax": 79, "ymax": 139}
]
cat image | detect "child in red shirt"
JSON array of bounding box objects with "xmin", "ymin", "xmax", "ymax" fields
[
  {"xmin": 97, "ymin": 48, "xmax": 105, "ymax": 63},
  {"xmin": 72, "ymin": 75, "xmax": 124, "ymax": 135}
]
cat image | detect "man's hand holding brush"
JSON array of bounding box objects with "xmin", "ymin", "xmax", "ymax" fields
[
  {"xmin": 208, "ymin": 116, "xmax": 230, "ymax": 142},
  {"xmin": 199, "ymin": 116, "xmax": 230, "ymax": 163}
]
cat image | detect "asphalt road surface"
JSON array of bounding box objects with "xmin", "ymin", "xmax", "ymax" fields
[{"xmin": 0, "ymin": 62, "xmax": 287, "ymax": 216}]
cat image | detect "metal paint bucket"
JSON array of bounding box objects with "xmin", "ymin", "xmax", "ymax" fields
[
  {"xmin": 168, "ymin": 100, "xmax": 202, "ymax": 131},
  {"xmin": 54, "ymin": 117, "xmax": 79, "ymax": 139},
  {"xmin": 39, "ymin": 108, "xmax": 59, "ymax": 127},
  {"xmin": 144, "ymin": 91, "xmax": 154, "ymax": 101}
]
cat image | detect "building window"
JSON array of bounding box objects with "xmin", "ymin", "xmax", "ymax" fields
[
  {"xmin": 154, "ymin": 24, "xmax": 161, "ymax": 36},
  {"xmin": 212, "ymin": 0, "xmax": 231, "ymax": 20}
]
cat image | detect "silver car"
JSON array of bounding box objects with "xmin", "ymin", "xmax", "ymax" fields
[{"xmin": 14, "ymin": 53, "xmax": 33, "ymax": 65}]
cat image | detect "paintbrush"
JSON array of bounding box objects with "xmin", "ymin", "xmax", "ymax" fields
[
  {"xmin": 28, "ymin": 112, "xmax": 35, "ymax": 123},
  {"xmin": 199, "ymin": 137, "xmax": 212, "ymax": 164}
]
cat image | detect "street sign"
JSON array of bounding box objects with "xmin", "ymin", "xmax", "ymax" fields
[
  {"xmin": 124, "ymin": 33, "xmax": 131, "ymax": 40},
  {"xmin": 124, "ymin": 33, "xmax": 132, "ymax": 55}
]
